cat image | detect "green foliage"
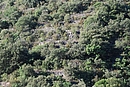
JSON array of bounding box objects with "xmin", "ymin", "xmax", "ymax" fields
[
  {"xmin": 21, "ymin": 64, "xmax": 36, "ymax": 77},
  {"xmin": 53, "ymin": 81, "xmax": 71, "ymax": 87},
  {"xmin": 94, "ymin": 77, "xmax": 125, "ymax": 87},
  {"xmin": 86, "ymin": 44, "xmax": 101, "ymax": 55},
  {"xmin": 0, "ymin": 0, "xmax": 130, "ymax": 87},
  {"xmin": 0, "ymin": 39, "xmax": 30, "ymax": 74},
  {"xmin": 15, "ymin": 15, "xmax": 37, "ymax": 31},
  {"xmin": 18, "ymin": 0, "xmax": 42, "ymax": 8},
  {"xmin": 84, "ymin": 16, "xmax": 97, "ymax": 28},
  {"xmin": 84, "ymin": 0, "xmax": 130, "ymax": 28},
  {"xmin": 43, "ymin": 14, "xmax": 53, "ymax": 21},
  {"xmin": 26, "ymin": 76, "xmax": 47, "ymax": 87},
  {"xmin": 3, "ymin": 6, "xmax": 22, "ymax": 25}
]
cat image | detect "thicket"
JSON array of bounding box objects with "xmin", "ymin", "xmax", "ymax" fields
[{"xmin": 0, "ymin": 0, "xmax": 130, "ymax": 87}]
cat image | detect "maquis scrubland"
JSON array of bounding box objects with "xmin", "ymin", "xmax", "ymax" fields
[{"xmin": 0, "ymin": 0, "xmax": 130, "ymax": 87}]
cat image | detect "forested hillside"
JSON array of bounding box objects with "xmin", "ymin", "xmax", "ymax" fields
[{"xmin": 0, "ymin": 0, "xmax": 130, "ymax": 87}]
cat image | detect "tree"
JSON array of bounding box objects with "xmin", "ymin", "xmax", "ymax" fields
[
  {"xmin": 15, "ymin": 15, "xmax": 37, "ymax": 32},
  {"xmin": 21, "ymin": 64, "xmax": 36, "ymax": 77},
  {"xmin": 53, "ymin": 81, "xmax": 71, "ymax": 87},
  {"xmin": 0, "ymin": 39, "xmax": 30, "ymax": 74},
  {"xmin": 93, "ymin": 77, "xmax": 125, "ymax": 87},
  {"xmin": 5, "ymin": 6, "xmax": 22, "ymax": 24},
  {"xmin": 18, "ymin": 0, "xmax": 42, "ymax": 8}
]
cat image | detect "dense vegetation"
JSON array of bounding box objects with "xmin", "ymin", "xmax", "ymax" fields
[{"xmin": 0, "ymin": 0, "xmax": 130, "ymax": 87}]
